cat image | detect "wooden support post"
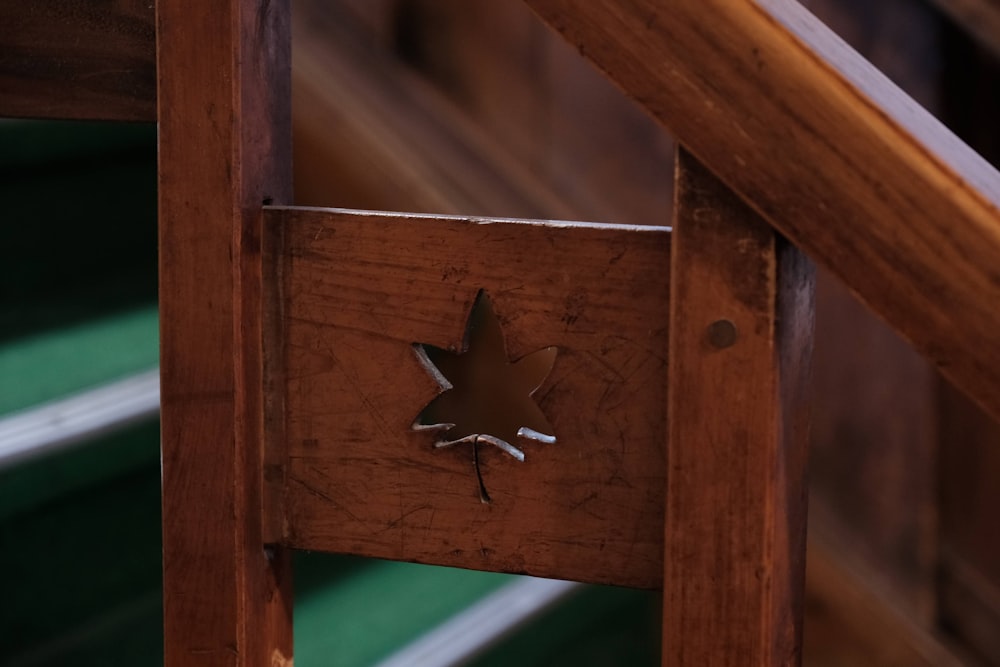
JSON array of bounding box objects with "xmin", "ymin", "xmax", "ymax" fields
[
  {"xmin": 665, "ymin": 148, "xmax": 815, "ymax": 666},
  {"xmin": 158, "ymin": 0, "xmax": 293, "ymax": 665}
]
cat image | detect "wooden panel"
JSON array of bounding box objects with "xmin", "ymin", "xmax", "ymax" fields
[
  {"xmin": 158, "ymin": 0, "xmax": 293, "ymax": 665},
  {"xmin": 522, "ymin": 0, "xmax": 1000, "ymax": 420},
  {"xmin": 0, "ymin": 0, "xmax": 155, "ymax": 121},
  {"xmin": 665, "ymin": 149, "xmax": 814, "ymax": 665},
  {"xmin": 264, "ymin": 206, "xmax": 671, "ymax": 589}
]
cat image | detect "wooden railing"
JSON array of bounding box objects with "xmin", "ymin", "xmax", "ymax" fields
[
  {"xmin": 4, "ymin": 2, "xmax": 1000, "ymax": 666},
  {"xmin": 3, "ymin": 0, "xmax": 997, "ymax": 419},
  {"xmin": 524, "ymin": 0, "xmax": 1000, "ymax": 420}
]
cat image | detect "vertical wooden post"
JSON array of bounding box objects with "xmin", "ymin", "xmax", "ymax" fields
[
  {"xmin": 665, "ymin": 148, "xmax": 815, "ymax": 666},
  {"xmin": 158, "ymin": 0, "xmax": 293, "ymax": 665}
]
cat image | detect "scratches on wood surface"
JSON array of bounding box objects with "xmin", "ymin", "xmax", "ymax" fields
[{"xmin": 263, "ymin": 206, "xmax": 670, "ymax": 588}]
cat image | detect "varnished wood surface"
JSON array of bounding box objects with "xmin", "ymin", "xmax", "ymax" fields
[
  {"xmin": 264, "ymin": 206, "xmax": 671, "ymax": 588},
  {"xmin": 665, "ymin": 149, "xmax": 815, "ymax": 665},
  {"xmin": 0, "ymin": 0, "xmax": 155, "ymax": 120},
  {"xmin": 287, "ymin": 4, "xmax": 962, "ymax": 658},
  {"xmin": 523, "ymin": 0, "xmax": 1000, "ymax": 420},
  {"xmin": 291, "ymin": 2, "xmax": 954, "ymax": 635},
  {"xmin": 158, "ymin": 0, "xmax": 293, "ymax": 665}
]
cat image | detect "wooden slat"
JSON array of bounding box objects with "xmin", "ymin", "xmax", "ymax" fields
[
  {"xmin": 158, "ymin": 0, "xmax": 293, "ymax": 665},
  {"xmin": 522, "ymin": 0, "xmax": 1000, "ymax": 420},
  {"xmin": 665, "ymin": 149, "xmax": 815, "ymax": 665},
  {"xmin": 0, "ymin": 0, "xmax": 155, "ymax": 121},
  {"xmin": 264, "ymin": 206, "xmax": 671, "ymax": 589}
]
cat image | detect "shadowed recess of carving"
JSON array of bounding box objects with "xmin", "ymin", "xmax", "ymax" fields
[{"xmin": 412, "ymin": 290, "xmax": 557, "ymax": 503}]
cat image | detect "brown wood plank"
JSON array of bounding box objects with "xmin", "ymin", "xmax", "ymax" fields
[
  {"xmin": 665, "ymin": 148, "xmax": 815, "ymax": 665},
  {"xmin": 522, "ymin": 0, "xmax": 1000, "ymax": 420},
  {"xmin": 0, "ymin": 0, "xmax": 155, "ymax": 121},
  {"xmin": 264, "ymin": 206, "xmax": 671, "ymax": 589},
  {"xmin": 158, "ymin": 0, "xmax": 293, "ymax": 665}
]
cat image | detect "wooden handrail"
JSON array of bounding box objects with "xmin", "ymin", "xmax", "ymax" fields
[
  {"xmin": 523, "ymin": 0, "xmax": 1000, "ymax": 419},
  {"xmin": 7, "ymin": 0, "xmax": 998, "ymax": 418}
]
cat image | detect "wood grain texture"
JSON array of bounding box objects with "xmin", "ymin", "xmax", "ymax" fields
[
  {"xmin": 0, "ymin": 0, "xmax": 155, "ymax": 120},
  {"xmin": 522, "ymin": 0, "xmax": 1000, "ymax": 420},
  {"xmin": 158, "ymin": 0, "xmax": 293, "ymax": 665},
  {"xmin": 290, "ymin": 6, "xmax": 944, "ymax": 634},
  {"xmin": 665, "ymin": 149, "xmax": 815, "ymax": 665},
  {"xmin": 264, "ymin": 206, "xmax": 671, "ymax": 588}
]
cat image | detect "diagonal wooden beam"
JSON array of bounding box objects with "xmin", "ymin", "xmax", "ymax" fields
[{"xmin": 522, "ymin": 0, "xmax": 1000, "ymax": 420}]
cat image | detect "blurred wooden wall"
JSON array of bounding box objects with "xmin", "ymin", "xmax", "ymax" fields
[{"xmin": 290, "ymin": 0, "xmax": 1000, "ymax": 663}]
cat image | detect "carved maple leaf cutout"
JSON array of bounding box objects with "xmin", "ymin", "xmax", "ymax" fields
[{"xmin": 412, "ymin": 290, "xmax": 557, "ymax": 502}]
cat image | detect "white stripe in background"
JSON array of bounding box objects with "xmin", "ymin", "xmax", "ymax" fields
[
  {"xmin": 374, "ymin": 576, "xmax": 582, "ymax": 667},
  {"xmin": 0, "ymin": 367, "xmax": 582, "ymax": 667},
  {"xmin": 0, "ymin": 368, "xmax": 160, "ymax": 471}
]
